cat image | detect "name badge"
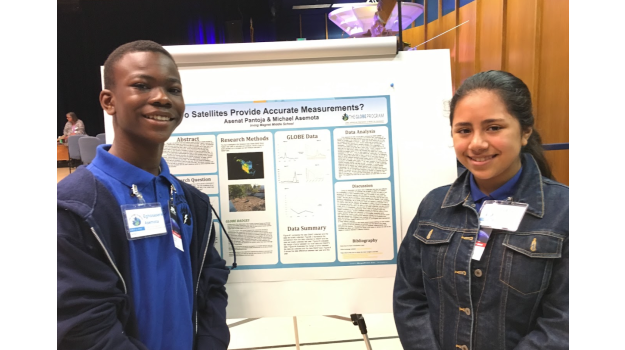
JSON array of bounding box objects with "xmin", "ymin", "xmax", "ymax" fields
[
  {"xmin": 471, "ymin": 200, "xmax": 527, "ymax": 261},
  {"xmin": 478, "ymin": 200, "xmax": 528, "ymax": 232},
  {"xmin": 121, "ymin": 203, "xmax": 168, "ymax": 240}
]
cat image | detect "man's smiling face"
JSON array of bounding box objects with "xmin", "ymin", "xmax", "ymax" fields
[{"xmin": 106, "ymin": 51, "xmax": 185, "ymax": 147}]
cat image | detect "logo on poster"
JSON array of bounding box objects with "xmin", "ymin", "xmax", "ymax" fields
[{"xmin": 342, "ymin": 113, "xmax": 349, "ymax": 121}]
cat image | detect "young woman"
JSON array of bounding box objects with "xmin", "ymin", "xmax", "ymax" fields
[{"xmin": 393, "ymin": 70, "xmax": 568, "ymax": 350}]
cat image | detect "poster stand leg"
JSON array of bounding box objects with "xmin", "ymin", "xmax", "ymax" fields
[
  {"xmin": 324, "ymin": 314, "xmax": 373, "ymax": 350},
  {"xmin": 293, "ymin": 316, "xmax": 301, "ymax": 350}
]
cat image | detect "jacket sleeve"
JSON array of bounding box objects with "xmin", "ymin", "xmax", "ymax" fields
[
  {"xmin": 195, "ymin": 224, "xmax": 231, "ymax": 350},
  {"xmin": 513, "ymin": 237, "xmax": 569, "ymax": 350},
  {"xmin": 57, "ymin": 209, "xmax": 147, "ymax": 350},
  {"xmin": 393, "ymin": 210, "xmax": 442, "ymax": 350}
]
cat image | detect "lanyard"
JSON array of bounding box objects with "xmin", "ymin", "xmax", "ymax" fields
[
  {"xmin": 131, "ymin": 184, "xmax": 146, "ymax": 204},
  {"xmin": 169, "ymin": 184, "xmax": 177, "ymax": 217}
]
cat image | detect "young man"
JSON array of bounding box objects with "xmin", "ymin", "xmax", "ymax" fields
[{"xmin": 57, "ymin": 40, "xmax": 230, "ymax": 350}]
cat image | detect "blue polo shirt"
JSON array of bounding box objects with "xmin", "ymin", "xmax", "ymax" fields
[
  {"xmin": 87, "ymin": 144, "xmax": 194, "ymax": 350},
  {"xmin": 470, "ymin": 167, "xmax": 523, "ymax": 213}
]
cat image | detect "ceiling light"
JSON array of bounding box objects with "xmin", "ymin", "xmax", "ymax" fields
[{"xmin": 328, "ymin": 2, "xmax": 424, "ymax": 37}]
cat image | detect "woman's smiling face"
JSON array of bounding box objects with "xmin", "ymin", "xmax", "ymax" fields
[{"xmin": 452, "ymin": 89, "xmax": 532, "ymax": 194}]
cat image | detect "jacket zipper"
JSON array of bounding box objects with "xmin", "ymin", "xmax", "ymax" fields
[
  {"xmin": 194, "ymin": 218, "xmax": 212, "ymax": 335},
  {"xmin": 90, "ymin": 227, "xmax": 127, "ymax": 294}
]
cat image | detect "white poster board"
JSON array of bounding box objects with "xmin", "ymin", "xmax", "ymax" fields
[{"xmin": 102, "ymin": 37, "xmax": 457, "ymax": 318}]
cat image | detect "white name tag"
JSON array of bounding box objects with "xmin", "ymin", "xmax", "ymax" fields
[
  {"xmin": 478, "ymin": 200, "xmax": 528, "ymax": 232},
  {"xmin": 172, "ymin": 231, "xmax": 184, "ymax": 251},
  {"xmin": 169, "ymin": 200, "xmax": 184, "ymax": 252},
  {"xmin": 471, "ymin": 228, "xmax": 492, "ymax": 261},
  {"xmin": 121, "ymin": 203, "xmax": 168, "ymax": 240}
]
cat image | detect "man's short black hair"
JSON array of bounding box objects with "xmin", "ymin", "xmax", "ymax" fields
[{"xmin": 103, "ymin": 40, "xmax": 177, "ymax": 89}]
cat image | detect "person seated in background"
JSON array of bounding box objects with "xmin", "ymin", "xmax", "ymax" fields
[{"xmin": 58, "ymin": 112, "xmax": 85, "ymax": 143}]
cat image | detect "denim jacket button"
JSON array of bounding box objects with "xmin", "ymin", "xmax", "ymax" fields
[
  {"xmin": 458, "ymin": 345, "xmax": 468, "ymax": 350},
  {"xmin": 474, "ymin": 269, "xmax": 483, "ymax": 277}
]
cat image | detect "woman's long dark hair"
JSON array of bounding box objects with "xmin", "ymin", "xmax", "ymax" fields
[
  {"xmin": 449, "ymin": 70, "xmax": 554, "ymax": 180},
  {"xmin": 67, "ymin": 112, "xmax": 78, "ymax": 122}
]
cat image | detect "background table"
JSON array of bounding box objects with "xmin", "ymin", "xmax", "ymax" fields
[{"xmin": 57, "ymin": 144, "xmax": 69, "ymax": 161}]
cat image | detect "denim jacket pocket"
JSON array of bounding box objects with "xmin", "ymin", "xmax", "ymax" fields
[
  {"xmin": 413, "ymin": 223, "xmax": 456, "ymax": 279},
  {"xmin": 499, "ymin": 232, "xmax": 563, "ymax": 295}
]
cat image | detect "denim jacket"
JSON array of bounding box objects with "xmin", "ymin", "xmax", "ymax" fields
[{"xmin": 393, "ymin": 154, "xmax": 568, "ymax": 350}]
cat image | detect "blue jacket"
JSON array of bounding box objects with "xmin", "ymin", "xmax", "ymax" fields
[
  {"xmin": 57, "ymin": 166, "xmax": 230, "ymax": 349},
  {"xmin": 393, "ymin": 154, "xmax": 568, "ymax": 350}
]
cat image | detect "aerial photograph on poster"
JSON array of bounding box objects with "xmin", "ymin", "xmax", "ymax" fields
[{"xmin": 228, "ymin": 184, "xmax": 266, "ymax": 212}]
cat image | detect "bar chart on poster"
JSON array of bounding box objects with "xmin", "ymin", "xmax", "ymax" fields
[{"xmin": 102, "ymin": 37, "xmax": 458, "ymax": 318}]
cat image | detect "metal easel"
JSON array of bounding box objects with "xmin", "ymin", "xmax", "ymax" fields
[{"xmin": 324, "ymin": 314, "xmax": 373, "ymax": 350}]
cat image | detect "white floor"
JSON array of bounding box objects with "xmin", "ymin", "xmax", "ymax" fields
[
  {"xmin": 58, "ymin": 167, "xmax": 403, "ymax": 350},
  {"xmin": 227, "ymin": 313, "xmax": 402, "ymax": 350}
]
